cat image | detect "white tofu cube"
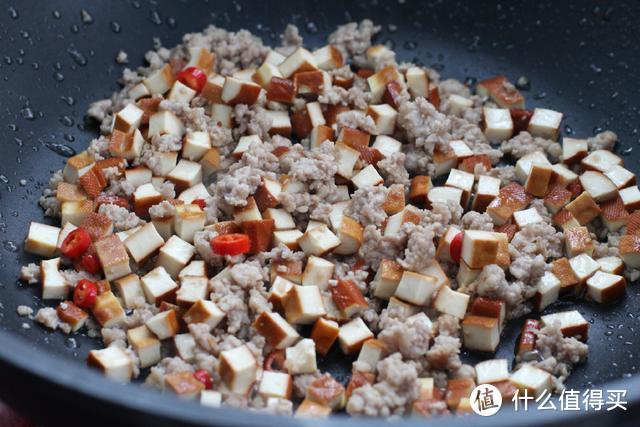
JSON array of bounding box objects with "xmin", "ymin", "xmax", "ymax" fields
[
  {"xmin": 312, "ymin": 45, "xmax": 343, "ymax": 70},
  {"xmin": 265, "ymin": 110, "xmax": 292, "ymax": 136},
  {"xmin": 483, "ymin": 107, "xmax": 513, "ymax": 143},
  {"xmin": 284, "ymin": 285, "xmax": 326, "ymax": 325},
  {"xmin": 177, "ymin": 183, "xmax": 211, "ymax": 204},
  {"xmin": 461, "ymin": 230, "xmax": 499, "ymax": 269},
  {"xmin": 210, "ymin": 104, "xmax": 233, "ymax": 128},
  {"xmin": 148, "ymin": 110, "xmax": 184, "ymax": 140},
  {"xmin": 372, "ymin": 259, "xmax": 404, "ymax": 299},
  {"xmin": 427, "ymin": 186, "xmax": 463, "ymax": 206},
  {"xmin": 597, "ymin": 256, "xmax": 625, "ymax": 275},
  {"xmin": 40, "ymin": 258, "xmax": 69, "ymax": 300},
  {"xmin": 284, "ymin": 339, "xmax": 317, "ymax": 374},
  {"xmin": 278, "ymin": 48, "xmax": 318, "ymax": 78},
  {"xmin": 513, "ymin": 207, "xmax": 543, "ymax": 228},
  {"xmin": 394, "ymin": 271, "xmax": 441, "ymax": 306},
  {"xmin": 221, "ymin": 77, "xmax": 261, "ymax": 106},
  {"xmin": 264, "ymin": 208, "xmax": 296, "ymax": 230},
  {"xmin": 434, "ymin": 285, "xmax": 470, "ymax": 319},
  {"xmin": 258, "ymin": 371, "xmax": 292, "ymax": 400},
  {"xmin": 475, "ymin": 359, "xmax": 510, "ymax": 384},
  {"xmin": 581, "ymin": 149, "xmax": 623, "ymax": 173},
  {"xmin": 298, "ymin": 225, "xmax": 341, "ymax": 256},
  {"xmin": 449, "ymin": 94, "xmax": 474, "ymax": 116},
  {"xmin": 125, "ymin": 166, "xmax": 152, "ymax": 189},
  {"xmin": 219, "ymin": 345, "xmax": 258, "ymax": 394},
  {"xmin": 183, "ymin": 299, "xmax": 226, "ymax": 330},
  {"xmin": 254, "ymin": 62, "xmax": 283, "ymax": 87},
  {"xmin": 405, "ymin": 66, "xmax": 429, "ymax": 98},
  {"xmin": 562, "ymin": 137, "xmax": 588, "ymax": 164},
  {"xmin": 472, "ymin": 175, "xmax": 500, "ymax": 212},
  {"xmin": 113, "ymin": 103, "xmax": 144, "ymax": 134},
  {"xmin": 127, "ymin": 325, "xmax": 161, "ymax": 368},
  {"xmin": 619, "ymin": 186, "xmax": 640, "ymax": 211},
  {"xmin": 367, "ymin": 65, "xmax": 405, "ymax": 103},
  {"xmin": 25, "ymin": 222, "xmax": 60, "ymax": 257},
  {"xmin": 176, "ymin": 276, "xmax": 208, "ymax": 307},
  {"xmin": 95, "ymin": 235, "xmax": 131, "ymax": 282},
  {"xmin": 143, "ymin": 64, "xmax": 174, "ymax": 95},
  {"xmin": 182, "ymin": 131, "xmax": 211, "ymax": 161},
  {"xmin": 114, "ymin": 274, "xmax": 145, "ymax": 309},
  {"xmin": 124, "ymin": 222, "xmax": 165, "ymax": 264},
  {"xmin": 167, "ymin": 160, "xmax": 203, "ymax": 193},
  {"xmin": 586, "ymin": 271, "xmax": 626, "ymax": 304},
  {"xmin": 174, "ymin": 204, "xmax": 206, "ymax": 243},
  {"xmin": 302, "ymin": 256, "xmax": 335, "ymax": 290},
  {"xmin": 527, "ymin": 108, "xmax": 563, "ymax": 140},
  {"xmin": 173, "ymin": 333, "xmax": 197, "ymax": 363},
  {"xmin": 88, "ymin": 347, "xmax": 133, "ymax": 383},
  {"xmin": 534, "ymin": 271, "xmax": 561, "ymax": 311},
  {"xmin": 366, "ymin": 104, "xmax": 397, "ymax": 135},
  {"xmin": 141, "ymin": 266, "xmax": 178, "ymax": 305},
  {"xmin": 372, "ymin": 135, "xmax": 402, "ymax": 158},
  {"xmin": 133, "ymin": 182, "xmax": 163, "ymax": 218},
  {"xmin": 356, "ymin": 339, "xmax": 388, "ymax": 372},
  {"xmin": 445, "ymin": 168, "xmax": 475, "ymax": 206},
  {"xmin": 253, "ymin": 311, "xmax": 300, "ymax": 349},
  {"xmin": 200, "ymin": 391, "xmax": 222, "ymax": 408},
  {"xmin": 337, "ymin": 317, "xmax": 373, "ymax": 355},
  {"xmin": 334, "ymin": 142, "xmax": 360, "ymax": 179},
  {"xmin": 568, "ymin": 253, "xmax": 600, "ymax": 283},
  {"xmin": 510, "ymin": 365, "xmax": 552, "ymax": 398},
  {"xmin": 145, "ymin": 309, "xmax": 179, "ymax": 340},
  {"xmin": 541, "ymin": 310, "xmax": 589, "ymax": 340},
  {"xmin": 92, "ymin": 291, "xmax": 126, "ymax": 328},
  {"xmin": 157, "ymin": 235, "xmax": 195, "ymax": 279},
  {"xmin": 579, "ymin": 171, "xmax": 617, "ymax": 202},
  {"xmin": 462, "ymin": 315, "xmax": 500, "ymax": 352},
  {"xmin": 168, "ymin": 80, "xmax": 197, "ymax": 104},
  {"xmin": 515, "ymin": 151, "xmax": 551, "ymax": 183}
]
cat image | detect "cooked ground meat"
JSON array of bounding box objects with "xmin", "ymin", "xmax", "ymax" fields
[
  {"xmin": 336, "ymin": 111, "xmax": 377, "ymax": 134},
  {"xmin": 587, "ymin": 130, "xmax": 617, "ymax": 151},
  {"xmin": 98, "ymin": 204, "xmax": 143, "ymax": 231},
  {"xmin": 328, "ymin": 20, "xmax": 381, "ymax": 67},
  {"xmin": 20, "ymin": 263, "xmax": 40, "ymax": 284},
  {"xmin": 346, "ymin": 185, "xmax": 389, "ymax": 227},
  {"xmin": 35, "ymin": 307, "xmax": 71, "ymax": 334},
  {"xmin": 378, "ymin": 313, "xmax": 433, "ymax": 360},
  {"xmin": 398, "ymin": 224, "xmax": 436, "ymax": 272},
  {"xmin": 377, "ymin": 153, "xmax": 410, "ymax": 187},
  {"xmin": 501, "ymin": 131, "xmax": 562, "ymax": 161},
  {"xmin": 16, "ymin": 305, "xmax": 34, "ymax": 316},
  {"xmin": 460, "ymin": 211, "xmax": 494, "ymax": 231}
]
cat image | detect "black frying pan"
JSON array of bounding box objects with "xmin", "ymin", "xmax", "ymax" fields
[{"xmin": 1, "ymin": 0, "xmax": 639, "ymax": 426}]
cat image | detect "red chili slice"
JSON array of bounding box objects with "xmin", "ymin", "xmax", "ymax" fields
[
  {"xmin": 81, "ymin": 253, "xmax": 101, "ymax": 275},
  {"xmin": 210, "ymin": 233, "xmax": 251, "ymax": 256},
  {"xmin": 177, "ymin": 67, "xmax": 207, "ymax": 93},
  {"xmin": 60, "ymin": 228, "xmax": 91, "ymax": 259},
  {"xmin": 450, "ymin": 231, "xmax": 463, "ymax": 263},
  {"xmin": 193, "ymin": 369, "xmax": 213, "ymax": 390},
  {"xmin": 73, "ymin": 279, "xmax": 98, "ymax": 309},
  {"xmin": 192, "ymin": 198, "xmax": 206, "ymax": 209}
]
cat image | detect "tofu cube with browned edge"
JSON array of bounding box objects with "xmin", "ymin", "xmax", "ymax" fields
[
  {"xmin": 88, "ymin": 347, "xmax": 133, "ymax": 383},
  {"xmin": 145, "ymin": 309, "xmax": 180, "ymax": 340},
  {"xmin": 284, "ymin": 338, "xmax": 317, "ymax": 374},
  {"xmin": 183, "ymin": 299, "xmax": 226, "ymax": 330},
  {"xmin": 141, "ymin": 266, "xmax": 178, "ymax": 305},
  {"xmin": 462, "ymin": 315, "xmax": 500, "ymax": 352},
  {"xmin": 25, "ymin": 222, "xmax": 60, "ymax": 257},
  {"xmin": 253, "ymin": 311, "xmax": 300, "ymax": 349},
  {"xmin": 338, "ymin": 317, "xmax": 373, "ymax": 355}
]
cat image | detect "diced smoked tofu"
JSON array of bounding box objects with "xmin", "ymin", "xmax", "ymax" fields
[
  {"xmin": 148, "ymin": 110, "xmax": 184, "ymax": 141},
  {"xmin": 579, "ymin": 171, "xmax": 617, "ymax": 202},
  {"xmin": 41, "ymin": 258, "xmax": 68, "ymax": 300},
  {"xmin": 449, "ymin": 94, "xmax": 473, "ymax": 116},
  {"xmin": 527, "ymin": 108, "xmax": 563, "ymax": 140},
  {"xmin": 581, "ymin": 149, "xmax": 622, "ymax": 173},
  {"xmin": 78, "ymin": 164, "xmax": 107, "ymax": 199},
  {"xmin": 56, "ymin": 182, "xmax": 88, "ymax": 203},
  {"xmin": 525, "ymin": 162, "xmax": 553, "ymax": 197},
  {"xmin": 127, "ymin": 325, "xmax": 161, "ymax": 368},
  {"xmin": 253, "ymin": 310, "xmax": 300, "ymax": 350},
  {"xmin": 302, "ymin": 256, "xmax": 335, "ymax": 290},
  {"xmin": 569, "ymin": 253, "xmax": 600, "ymax": 285},
  {"xmin": 515, "ymin": 151, "xmax": 551, "ymax": 184},
  {"xmin": 381, "ymin": 184, "xmax": 405, "ymax": 215},
  {"xmin": 258, "ymin": 371, "xmax": 293, "ymax": 400},
  {"xmin": 513, "ymin": 207, "xmax": 543, "ymax": 228},
  {"xmin": 181, "ymin": 131, "xmax": 211, "ymax": 162},
  {"xmin": 124, "ymin": 222, "xmax": 165, "ymax": 264},
  {"xmin": 143, "ymin": 64, "xmax": 174, "ymax": 95},
  {"xmin": 517, "ymin": 319, "xmax": 540, "ymax": 356},
  {"xmin": 157, "ymin": 235, "xmax": 195, "ymax": 279},
  {"xmin": 564, "ymin": 226, "xmax": 593, "ymax": 257},
  {"xmin": 219, "ymin": 345, "xmax": 258, "ymax": 394},
  {"xmin": 114, "ymin": 274, "xmax": 145, "ymax": 309},
  {"xmin": 405, "ymin": 66, "xmax": 429, "ymax": 98},
  {"xmin": 295, "ymin": 400, "xmax": 331, "ymax": 418},
  {"xmin": 604, "ymin": 164, "xmax": 635, "ymax": 189},
  {"xmin": 445, "ymin": 378, "xmax": 476, "ymax": 410},
  {"xmin": 266, "ymin": 77, "xmax": 295, "ymax": 104},
  {"xmin": 544, "ymin": 185, "xmax": 572, "ymax": 214},
  {"xmin": 164, "ymin": 372, "xmax": 205, "ymax": 399},
  {"xmin": 273, "ymin": 229, "xmax": 302, "ymax": 250},
  {"xmin": 597, "ymin": 256, "xmax": 625, "ymax": 275},
  {"xmin": 394, "ymin": 271, "xmax": 441, "ymax": 307},
  {"xmin": 533, "ymin": 271, "xmax": 561, "ymax": 311},
  {"xmin": 310, "ymin": 125, "xmax": 335, "ymax": 149},
  {"xmin": 476, "ymin": 76, "xmax": 524, "ymax": 109},
  {"xmin": 462, "ymin": 315, "xmax": 500, "ymax": 352},
  {"xmin": 200, "ymin": 391, "xmax": 222, "ymax": 408},
  {"xmin": 124, "ymin": 166, "xmax": 152, "ymax": 188},
  {"xmin": 510, "ymin": 365, "xmax": 552, "ymax": 398},
  {"xmin": 461, "ymin": 230, "xmax": 498, "ymax": 269},
  {"xmin": 409, "ymin": 176, "xmax": 432, "ymax": 206},
  {"xmin": 294, "ymin": 70, "xmax": 331, "ymax": 95},
  {"xmin": 586, "ymin": 271, "xmax": 626, "ymax": 304},
  {"xmin": 278, "ymin": 48, "xmax": 318, "ymax": 78},
  {"xmin": 141, "ymin": 266, "xmax": 178, "ymax": 305},
  {"xmin": 25, "ymin": 222, "xmax": 60, "ymax": 257},
  {"xmin": 333, "ymin": 216, "xmax": 363, "ymax": 255},
  {"xmin": 457, "ymin": 261, "xmax": 481, "ymax": 287},
  {"xmin": 167, "ymin": 80, "xmax": 196, "ymax": 104},
  {"xmin": 551, "ymin": 257, "xmax": 580, "ymax": 295},
  {"xmin": 262, "ymin": 208, "xmax": 294, "ymax": 231},
  {"xmin": 63, "ymin": 152, "xmax": 94, "ymax": 184},
  {"xmin": 435, "ymin": 226, "xmax": 462, "ymax": 263},
  {"xmin": 145, "ymin": 309, "xmax": 179, "ymax": 340},
  {"xmin": 167, "ymin": 160, "xmax": 203, "ymax": 193},
  {"xmin": 472, "ymin": 175, "xmax": 500, "ymax": 212},
  {"xmin": 541, "ymin": 310, "xmax": 589, "ymax": 340},
  {"xmin": 367, "ymin": 65, "xmax": 405, "ymax": 103},
  {"xmin": 95, "ymin": 235, "xmax": 131, "ymax": 281},
  {"xmin": 426, "ymin": 186, "xmax": 463, "ymax": 207},
  {"xmin": 366, "ymin": 104, "xmax": 397, "ymax": 135},
  {"xmin": 355, "ymin": 339, "xmax": 388, "ymax": 373},
  {"xmin": 174, "ymin": 204, "xmax": 206, "ymax": 243},
  {"xmin": 372, "ymin": 135, "xmax": 402, "ymax": 158},
  {"xmin": 298, "ymin": 225, "xmax": 341, "ymax": 256},
  {"xmin": 619, "ymin": 234, "xmax": 640, "ymax": 268},
  {"xmin": 565, "ymin": 191, "xmax": 601, "ymax": 225},
  {"xmin": 445, "ymin": 168, "xmax": 475, "ymax": 207},
  {"xmin": 56, "ymin": 301, "xmax": 88, "ymax": 332},
  {"xmin": 284, "ymin": 285, "xmax": 326, "ymax": 325},
  {"xmin": 254, "ymin": 62, "xmax": 283, "ymax": 88},
  {"xmin": 113, "ymin": 103, "xmax": 144, "ymax": 134},
  {"xmin": 183, "ymin": 299, "xmax": 225, "ymax": 329},
  {"xmin": 221, "ymin": 76, "xmax": 261, "ymax": 106},
  {"xmin": 338, "ymin": 317, "xmax": 373, "ymax": 355},
  {"xmin": 284, "ymin": 339, "xmax": 317, "ymax": 374},
  {"xmin": 175, "ymin": 276, "xmax": 208, "ymax": 308},
  {"xmin": 619, "ymin": 186, "xmax": 640, "ymax": 211},
  {"xmin": 562, "ymin": 137, "xmax": 588, "ymax": 164},
  {"xmin": 265, "ymin": 110, "xmax": 292, "ymax": 137},
  {"xmin": 232, "ymin": 68, "xmax": 257, "ymax": 82},
  {"xmin": 313, "ymin": 45, "xmax": 343, "ymax": 70},
  {"xmin": 174, "ymin": 332, "xmax": 196, "ymax": 363},
  {"xmin": 128, "ymin": 83, "xmax": 150, "ymax": 100},
  {"xmin": 210, "ymin": 103, "xmax": 233, "ymax": 128},
  {"xmin": 551, "ymin": 163, "xmax": 579, "ymax": 187},
  {"xmin": 184, "ymin": 46, "xmax": 215, "ymax": 74},
  {"xmin": 434, "ymin": 286, "xmax": 470, "ymax": 319},
  {"xmin": 469, "ymin": 297, "xmax": 506, "ymax": 327},
  {"xmin": 351, "ymin": 164, "xmax": 384, "ymax": 189},
  {"xmin": 475, "ymin": 359, "xmax": 510, "ymax": 385},
  {"xmin": 310, "ymin": 317, "xmax": 340, "ymax": 356},
  {"xmin": 334, "ymin": 142, "xmax": 360, "ymax": 179},
  {"xmin": 372, "ymin": 259, "xmax": 404, "ymax": 299},
  {"xmin": 88, "ymin": 347, "xmax": 133, "ymax": 383},
  {"xmin": 483, "ymin": 107, "xmax": 513, "ymax": 143},
  {"xmin": 329, "ymin": 279, "xmax": 368, "ymax": 317},
  {"xmin": 92, "ymin": 291, "xmax": 126, "ymax": 328},
  {"xmin": 270, "ymin": 258, "xmax": 304, "ymax": 284},
  {"xmin": 133, "ymin": 183, "xmax": 163, "ymax": 218}
]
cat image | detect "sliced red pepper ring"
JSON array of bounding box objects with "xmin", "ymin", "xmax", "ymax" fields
[
  {"xmin": 193, "ymin": 369, "xmax": 213, "ymax": 389},
  {"xmin": 60, "ymin": 228, "xmax": 92, "ymax": 259},
  {"xmin": 177, "ymin": 67, "xmax": 207, "ymax": 93},
  {"xmin": 210, "ymin": 233, "xmax": 251, "ymax": 256},
  {"xmin": 450, "ymin": 231, "xmax": 463, "ymax": 263},
  {"xmin": 81, "ymin": 253, "xmax": 102, "ymax": 275},
  {"xmin": 73, "ymin": 279, "xmax": 99, "ymax": 309}
]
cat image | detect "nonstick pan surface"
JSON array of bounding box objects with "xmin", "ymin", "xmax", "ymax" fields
[{"xmin": 1, "ymin": 0, "xmax": 640, "ymax": 426}]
